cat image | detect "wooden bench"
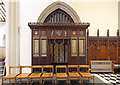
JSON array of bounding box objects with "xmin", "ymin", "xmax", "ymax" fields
[
  {"xmin": 68, "ymin": 65, "xmax": 81, "ymax": 85},
  {"xmin": 79, "ymin": 65, "xmax": 94, "ymax": 85},
  {"xmin": 29, "ymin": 65, "xmax": 43, "ymax": 84},
  {"xmin": 55, "ymin": 65, "xmax": 68, "ymax": 85},
  {"xmin": 41, "ymin": 65, "xmax": 54, "ymax": 85},
  {"xmin": 16, "ymin": 66, "xmax": 31, "ymax": 85},
  {"xmin": 2, "ymin": 66, "xmax": 20, "ymax": 85}
]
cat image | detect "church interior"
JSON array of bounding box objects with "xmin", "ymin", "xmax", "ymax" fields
[{"xmin": 0, "ymin": 0, "xmax": 120, "ymax": 85}]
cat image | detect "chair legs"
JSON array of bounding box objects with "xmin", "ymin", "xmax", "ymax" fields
[
  {"xmin": 67, "ymin": 77, "xmax": 69, "ymax": 85},
  {"xmin": 9, "ymin": 79, "xmax": 10, "ymax": 83},
  {"xmin": 69, "ymin": 77, "xmax": 81, "ymax": 85},
  {"xmin": 14, "ymin": 78, "xmax": 16, "ymax": 85},
  {"xmin": 40, "ymin": 78, "xmax": 42, "ymax": 85},
  {"xmin": 69, "ymin": 77, "xmax": 70, "ymax": 85},
  {"xmin": 55, "ymin": 78, "xmax": 57, "ymax": 85},
  {"xmin": 39, "ymin": 78, "xmax": 42, "ymax": 85},
  {"xmin": 27, "ymin": 78, "xmax": 29, "ymax": 85},
  {"xmin": 2, "ymin": 78, "xmax": 17, "ymax": 85},
  {"xmin": 93, "ymin": 76, "xmax": 94, "ymax": 85},
  {"xmin": 1, "ymin": 76, "xmax": 95, "ymax": 85},
  {"xmin": 52, "ymin": 78, "xmax": 54, "ymax": 85},
  {"xmin": 2, "ymin": 77, "xmax": 3, "ymax": 85}
]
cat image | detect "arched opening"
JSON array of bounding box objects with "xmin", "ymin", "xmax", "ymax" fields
[
  {"xmin": 37, "ymin": 1, "xmax": 80, "ymax": 23},
  {"xmin": 44, "ymin": 9, "xmax": 74, "ymax": 23}
]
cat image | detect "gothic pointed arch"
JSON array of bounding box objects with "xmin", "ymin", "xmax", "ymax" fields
[{"xmin": 37, "ymin": 1, "xmax": 80, "ymax": 23}]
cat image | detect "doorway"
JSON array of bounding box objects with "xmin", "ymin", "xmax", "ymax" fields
[{"xmin": 50, "ymin": 39, "xmax": 68, "ymax": 64}]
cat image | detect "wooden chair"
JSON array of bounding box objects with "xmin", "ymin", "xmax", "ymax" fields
[
  {"xmin": 29, "ymin": 65, "xmax": 43, "ymax": 84},
  {"xmin": 41, "ymin": 65, "xmax": 54, "ymax": 85},
  {"xmin": 79, "ymin": 65, "xmax": 94, "ymax": 85},
  {"xmin": 2, "ymin": 66, "xmax": 20, "ymax": 85},
  {"xmin": 55, "ymin": 65, "xmax": 68, "ymax": 85},
  {"xmin": 16, "ymin": 66, "xmax": 32, "ymax": 85},
  {"xmin": 68, "ymin": 65, "xmax": 81, "ymax": 85}
]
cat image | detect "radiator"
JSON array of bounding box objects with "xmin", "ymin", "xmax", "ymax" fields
[{"xmin": 90, "ymin": 60, "xmax": 114, "ymax": 73}]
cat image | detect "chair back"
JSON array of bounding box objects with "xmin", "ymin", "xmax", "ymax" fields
[
  {"xmin": 20, "ymin": 66, "xmax": 32, "ymax": 73},
  {"xmin": 43, "ymin": 65, "xmax": 53, "ymax": 73},
  {"xmin": 79, "ymin": 65, "xmax": 90, "ymax": 73},
  {"xmin": 68, "ymin": 65, "xmax": 78, "ymax": 73},
  {"xmin": 9, "ymin": 66, "xmax": 20, "ymax": 74},
  {"xmin": 56, "ymin": 65, "xmax": 67, "ymax": 73},
  {"xmin": 31, "ymin": 65, "xmax": 42, "ymax": 73}
]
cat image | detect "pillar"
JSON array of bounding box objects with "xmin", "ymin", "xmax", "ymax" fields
[{"xmin": 6, "ymin": 0, "xmax": 20, "ymax": 74}]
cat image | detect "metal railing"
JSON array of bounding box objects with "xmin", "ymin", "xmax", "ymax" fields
[{"xmin": 0, "ymin": 1, "xmax": 5, "ymax": 22}]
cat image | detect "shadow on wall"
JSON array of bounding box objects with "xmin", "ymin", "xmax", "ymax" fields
[{"xmin": 118, "ymin": 1, "xmax": 120, "ymax": 35}]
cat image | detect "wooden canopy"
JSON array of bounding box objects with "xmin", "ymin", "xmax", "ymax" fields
[{"xmin": 28, "ymin": 22, "xmax": 90, "ymax": 29}]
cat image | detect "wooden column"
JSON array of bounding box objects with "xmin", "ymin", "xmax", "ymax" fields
[
  {"xmin": 77, "ymin": 28, "xmax": 79, "ymax": 65},
  {"xmin": 107, "ymin": 29, "xmax": 110, "ymax": 60},
  {"xmin": 97, "ymin": 29, "xmax": 99, "ymax": 60},
  {"xmin": 47, "ymin": 28, "xmax": 50, "ymax": 64},
  {"xmin": 87, "ymin": 29, "xmax": 89, "ymax": 64},
  {"xmin": 117, "ymin": 29, "xmax": 119, "ymax": 63},
  {"xmin": 68, "ymin": 28, "xmax": 71, "ymax": 64}
]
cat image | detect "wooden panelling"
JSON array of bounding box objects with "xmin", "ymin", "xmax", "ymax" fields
[
  {"xmin": 88, "ymin": 44, "xmax": 97, "ymax": 60},
  {"xmin": 118, "ymin": 39, "xmax": 120, "ymax": 64},
  {"xmin": 32, "ymin": 57, "xmax": 38, "ymax": 65},
  {"xmin": 98, "ymin": 45, "xmax": 107, "ymax": 60},
  {"xmin": 69, "ymin": 57, "xmax": 78, "ymax": 65},
  {"xmin": 88, "ymin": 35, "xmax": 119, "ymax": 64},
  {"xmin": 79, "ymin": 57, "xmax": 86, "ymax": 65},
  {"xmin": 109, "ymin": 44, "xmax": 117, "ymax": 61}
]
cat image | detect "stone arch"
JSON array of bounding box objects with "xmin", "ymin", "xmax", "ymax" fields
[{"xmin": 37, "ymin": 1, "xmax": 81, "ymax": 23}]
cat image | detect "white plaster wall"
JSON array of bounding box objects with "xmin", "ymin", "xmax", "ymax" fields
[
  {"xmin": 68, "ymin": 2, "xmax": 118, "ymax": 36},
  {"xmin": 20, "ymin": 0, "xmax": 118, "ymax": 66}
]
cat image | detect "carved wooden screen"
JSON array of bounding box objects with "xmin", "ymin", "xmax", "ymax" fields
[{"xmin": 44, "ymin": 9, "xmax": 74, "ymax": 23}]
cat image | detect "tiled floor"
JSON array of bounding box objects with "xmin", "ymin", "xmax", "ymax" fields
[{"xmin": 0, "ymin": 74, "xmax": 109, "ymax": 85}]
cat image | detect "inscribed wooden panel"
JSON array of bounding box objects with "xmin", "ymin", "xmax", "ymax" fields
[
  {"xmin": 40, "ymin": 39, "xmax": 47, "ymax": 56},
  {"xmin": 33, "ymin": 39, "xmax": 39, "ymax": 56},
  {"xmin": 79, "ymin": 39, "xmax": 85, "ymax": 56},
  {"xmin": 71, "ymin": 39, "xmax": 77, "ymax": 56}
]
